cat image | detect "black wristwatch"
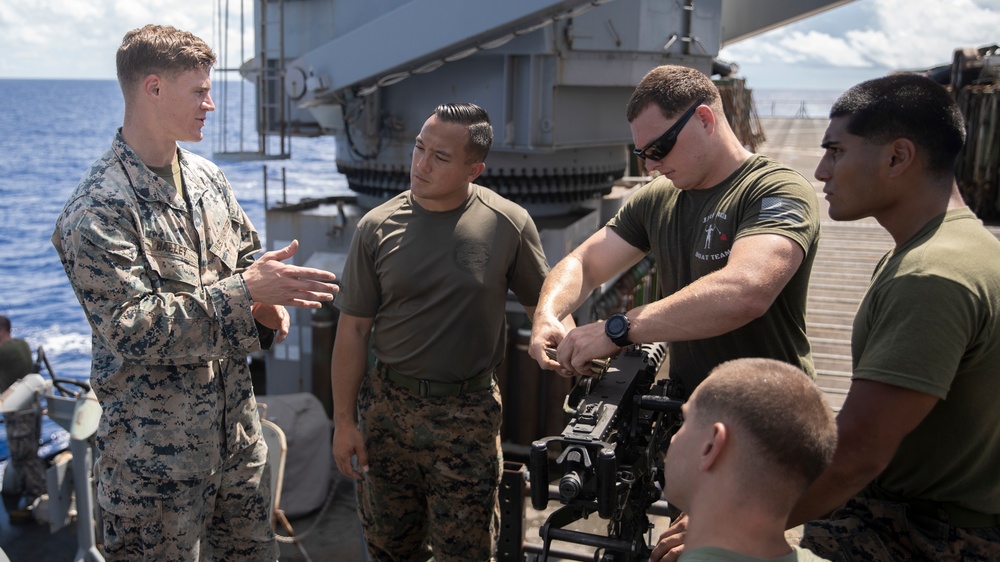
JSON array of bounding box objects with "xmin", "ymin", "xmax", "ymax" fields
[{"xmin": 605, "ymin": 313, "xmax": 632, "ymax": 347}]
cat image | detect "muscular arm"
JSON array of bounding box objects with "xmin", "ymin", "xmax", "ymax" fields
[
  {"xmin": 331, "ymin": 312, "xmax": 375, "ymax": 480},
  {"xmin": 529, "ymin": 227, "xmax": 646, "ymax": 370},
  {"xmin": 551, "ymin": 232, "xmax": 805, "ymax": 376},
  {"xmin": 786, "ymin": 380, "xmax": 938, "ymax": 527},
  {"xmin": 631, "ymin": 232, "xmax": 803, "ymax": 342}
]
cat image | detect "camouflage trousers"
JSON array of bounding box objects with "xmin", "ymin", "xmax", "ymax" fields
[
  {"xmin": 356, "ymin": 366, "xmax": 503, "ymax": 562},
  {"xmin": 801, "ymin": 496, "xmax": 1000, "ymax": 561},
  {"xmin": 97, "ymin": 438, "xmax": 277, "ymax": 562},
  {"xmin": 3, "ymin": 403, "xmax": 47, "ymax": 501}
]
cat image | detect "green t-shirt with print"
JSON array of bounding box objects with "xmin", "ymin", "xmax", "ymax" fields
[{"xmin": 607, "ymin": 154, "xmax": 819, "ymax": 394}]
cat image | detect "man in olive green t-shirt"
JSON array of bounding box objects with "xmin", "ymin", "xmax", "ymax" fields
[
  {"xmin": 789, "ymin": 75, "xmax": 1000, "ymax": 560},
  {"xmin": 529, "ymin": 64, "xmax": 819, "ymax": 395},
  {"xmin": 0, "ymin": 315, "xmax": 33, "ymax": 393},
  {"xmin": 0, "ymin": 315, "xmax": 48, "ymax": 517},
  {"xmin": 331, "ymin": 103, "xmax": 550, "ymax": 562}
]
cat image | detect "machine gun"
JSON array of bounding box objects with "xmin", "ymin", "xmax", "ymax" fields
[{"xmin": 528, "ymin": 343, "xmax": 684, "ymax": 562}]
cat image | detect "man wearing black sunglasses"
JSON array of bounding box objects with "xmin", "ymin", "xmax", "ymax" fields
[{"xmin": 530, "ymin": 64, "xmax": 819, "ymax": 401}]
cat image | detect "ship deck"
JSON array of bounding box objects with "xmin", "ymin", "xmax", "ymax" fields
[{"xmin": 4, "ymin": 117, "xmax": 999, "ymax": 561}]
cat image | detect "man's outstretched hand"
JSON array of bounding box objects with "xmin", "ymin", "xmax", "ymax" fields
[{"xmin": 242, "ymin": 240, "xmax": 339, "ymax": 308}]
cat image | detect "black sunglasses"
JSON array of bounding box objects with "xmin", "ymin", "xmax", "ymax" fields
[{"xmin": 632, "ymin": 97, "xmax": 705, "ymax": 161}]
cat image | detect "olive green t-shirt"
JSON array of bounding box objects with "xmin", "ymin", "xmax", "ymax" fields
[
  {"xmin": 680, "ymin": 546, "xmax": 831, "ymax": 562},
  {"xmin": 607, "ymin": 155, "xmax": 819, "ymax": 393},
  {"xmin": 0, "ymin": 337, "xmax": 33, "ymax": 393},
  {"xmin": 147, "ymin": 152, "xmax": 185, "ymax": 200},
  {"xmin": 335, "ymin": 184, "xmax": 548, "ymax": 383},
  {"xmin": 853, "ymin": 208, "xmax": 1000, "ymax": 516}
]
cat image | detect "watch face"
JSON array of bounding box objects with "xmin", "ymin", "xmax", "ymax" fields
[{"xmin": 607, "ymin": 314, "xmax": 627, "ymax": 337}]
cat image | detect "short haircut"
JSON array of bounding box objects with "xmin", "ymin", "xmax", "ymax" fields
[
  {"xmin": 831, "ymin": 74, "xmax": 966, "ymax": 176},
  {"xmin": 626, "ymin": 64, "xmax": 721, "ymax": 123},
  {"xmin": 432, "ymin": 102, "xmax": 493, "ymax": 163},
  {"xmin": 116, "ymin": 24, "xmax": 216, "ymax": 101},
  {"xmin": 691, "ymin": 358, "xmax": 837, "ymax": 486},
  {"xmin": 0, "ymin": 315, "xmax": 10, "ymax": 333}
]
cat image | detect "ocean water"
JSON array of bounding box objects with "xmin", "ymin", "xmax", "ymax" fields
[{"xmin": 0, "ymin": 79, "xmax": 831, "ymax": 460}]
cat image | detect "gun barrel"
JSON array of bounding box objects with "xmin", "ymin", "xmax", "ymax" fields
[{"xmin": 637, "ymin": 395, "xmax": 684, "ymax": 414}]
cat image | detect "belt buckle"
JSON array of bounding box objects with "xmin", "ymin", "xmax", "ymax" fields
[{"xmin": 418, "ymin": 379, "xmax": 430, "ymax": 398}]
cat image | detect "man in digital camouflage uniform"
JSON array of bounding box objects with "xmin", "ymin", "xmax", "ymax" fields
[
  {"xmin": 52, "ymin": 24, "xmax": 338, "ymax": 561},
  {"xmin": 331, "ymin": 103, "xmax": 550, "ymax": 562},
  {"xmin": 788, "ymin": 74, "xmax": 1000, "ymax": 560}
]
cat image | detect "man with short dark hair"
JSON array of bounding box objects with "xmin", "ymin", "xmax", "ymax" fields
[
  {"xmin": 789, "ymin": 74, "xmax": 1000, "ymax": 560},
  {"xmin": 52, "ymin": 24, "xmax": 338, "ymax": 560},
  {"xmin": 332, "ymin": 102, "xmax": 551, "ymax": 561},
  {"xmin": 652, "ymin": 358, "xmax": 836, "ymax": 562},
  {"xmin": 529, "ymin": 65, "xmax": 819, "ymax": 396}
]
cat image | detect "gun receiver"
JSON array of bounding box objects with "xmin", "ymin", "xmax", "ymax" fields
[{"xmin": 528, "ymin": 343, "xmax": 684, "ymax": 562}]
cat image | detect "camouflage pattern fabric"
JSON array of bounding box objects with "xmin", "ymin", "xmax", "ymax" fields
[
  {"xmin": 4, "ymin": 403, "xmax": 47, "ymax": 500},
  {"xmin": 98, "ymin": 438, "xmax": 276, "ymax": 561},
  {"xmin": 52, "ymin": 131, "xmax": 274, "ymax": 558},
  {"xmin": 52, "ymin": 131, "xmax": 266, "ymax": 480},
  {"xmin": 801, "ymin": 496, "xmax": 1000, "ymax": 561},
  {"xmin": 356, "ymin": 366, "xmax": 503, "ymax": 562}
]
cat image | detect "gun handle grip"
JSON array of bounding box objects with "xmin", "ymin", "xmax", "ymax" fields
[
  {"xmin": 597, "ymin": 448, "xmax": 617, "ymax": 519},
  {"xmin": 529, "ymin": 441, "xmax": 550, "ymax": 510}
]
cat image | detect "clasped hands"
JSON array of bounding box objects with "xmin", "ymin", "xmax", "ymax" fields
[{"xmin": 530, "ymin": 314, "xmax": 618, "ymax": 377}]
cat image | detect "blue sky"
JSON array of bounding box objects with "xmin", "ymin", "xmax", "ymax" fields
[{"xmin": 1, "ymin": 0, "xmax": 997, "ymax": 94}]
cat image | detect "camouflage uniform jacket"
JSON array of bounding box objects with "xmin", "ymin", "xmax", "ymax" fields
[{"xmin": 52, "ymin": 130, "xmax": 266, "ymax": 482}]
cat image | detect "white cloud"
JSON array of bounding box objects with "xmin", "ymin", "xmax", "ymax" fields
[
  {"xmin": 0, "ymin": 0, "xmax": 252, "ymax": 79},
  {"xmin": 777, "ymin": 30, "xmax": 873, "ymax": 67},
  {"xmin": 841, "ymin": 29, "xmax": 894, "ymax": 67},
  {"xmin": 860, "ymin": 0, "xmax": 994, "ymax": 68},
  {"xmin": 720, "ymin": 0, "xmax": 1000, "ymax": 89},
  {"xmin": 54, "ymin": 0, "xmax": 102, "ymax": 21}
]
